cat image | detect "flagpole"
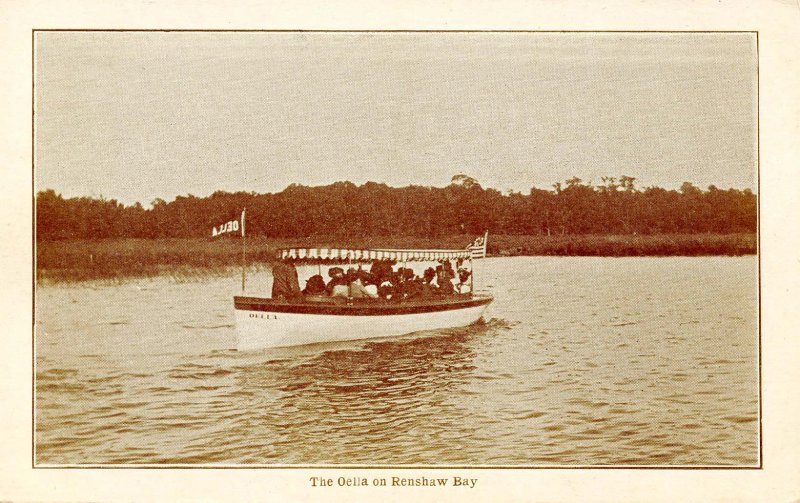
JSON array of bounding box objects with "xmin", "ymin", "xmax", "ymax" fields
[
  {"xmin": 241, "ymin": 208, "xmax": 246, "ymax": 292},
  {"xmin": 480, "ymin": 230, "xmax": 488, "ymax": 293}
]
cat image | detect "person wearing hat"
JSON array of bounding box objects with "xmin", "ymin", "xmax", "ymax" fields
[
  {"xmin": 326, "ymin": 267, "xmax": 349, "ymax": 297},
  {"xmin": 455, "ymin": 267, "xmax": 471, "ymax": 294},
  {"xmin": 302, "ymin": 274, "xmax": 326, "ymax": 296},
  {"xmin": 436, "ymin": 266, "xmax": 454, "ymax": 295},
  {"xmin": 370, "ymin": 259, "xmax": 394, "ymax": 285},
  {"xmin": 271, "ymin": 260, "xmax": 302, "ymax": 300},
  {"xmin": 348, "ymin": 268, "xmax": 378, "ymax": 299}
]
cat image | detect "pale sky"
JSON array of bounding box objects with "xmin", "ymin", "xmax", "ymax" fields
[{"xmin": 34, "ymin": 31, "xmax": 757, "ymax": 206}]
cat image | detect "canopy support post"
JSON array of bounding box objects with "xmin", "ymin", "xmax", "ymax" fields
[
  {"xmin": 469, "ymin": 256, "xmax": 474, "ymax": 294},
  {"xmin": 347, "ymin": 253, "xmax": 352, "ymax": 299}
]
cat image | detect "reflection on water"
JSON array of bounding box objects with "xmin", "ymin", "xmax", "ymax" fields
[{"xmin": 35, "ymin": 257, "xmax": 758, "ymax": 465}]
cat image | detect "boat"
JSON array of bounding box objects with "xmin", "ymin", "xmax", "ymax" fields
[{"xmin": 233, "ymin": 238, "xmax": 492, "ymax": 350}]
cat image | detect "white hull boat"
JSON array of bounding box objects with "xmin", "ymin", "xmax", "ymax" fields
[
  {"xmin": 230, "ymin": 234, "xmax": 492, "ymax": 351},
  {"xmin": 234, "ymin": 294, "xmax": 492, "ymax": 350}
]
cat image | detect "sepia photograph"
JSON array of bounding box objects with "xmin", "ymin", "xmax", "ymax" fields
[{"xmin": 33, "ymin": 30, "xmax": 759, "ymax": 467}]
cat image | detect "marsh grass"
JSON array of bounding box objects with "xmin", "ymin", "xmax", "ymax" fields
[
  {"xmin": 36, "ymin": 233, "xmax": 756, "ymax": 283},
  {"xmin": 492, "ymin": 233, "xmax": 757, "ymax": 257}
]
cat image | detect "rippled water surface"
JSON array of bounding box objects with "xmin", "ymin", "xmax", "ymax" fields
[{"xmin": 35, "ymin": 257, "xmax": 758, "ymax": 465}]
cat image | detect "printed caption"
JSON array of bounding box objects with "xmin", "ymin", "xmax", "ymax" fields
[{"xmin": 310, "ymin": 476, "xmax": 477, "ymax": 489}]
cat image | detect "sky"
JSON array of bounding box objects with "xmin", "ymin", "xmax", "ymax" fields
[{"xmin": 34, "ymin": 31, "xmax": 757, "ymax": 206}]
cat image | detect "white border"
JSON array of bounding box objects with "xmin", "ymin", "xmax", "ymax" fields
[{"xmin": 4, "ymin": 1, "xmax": 799, "ymax": 502}]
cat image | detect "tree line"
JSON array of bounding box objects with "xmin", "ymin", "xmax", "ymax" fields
[{"xmin": 35, "ymin": 175, "xmax": 757, "ymax": 241}]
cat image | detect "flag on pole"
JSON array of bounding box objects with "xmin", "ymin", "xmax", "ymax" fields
[
  {"xmin": 211, "ymin": 209, "xmax": 246, "ymax": 238},
  {"xmin": 467, "ymin": 230, "xmax": 488, "ymax": 259}
]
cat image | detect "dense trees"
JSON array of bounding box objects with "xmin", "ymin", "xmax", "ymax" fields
[{"xmin": 35, "ymin": 176, "xmax": 757, "ymax": 241}]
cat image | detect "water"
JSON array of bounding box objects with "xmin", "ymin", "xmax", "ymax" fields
[{"xmin": 35, "ymin": 257, "xmax": 759, "ymax": 465}]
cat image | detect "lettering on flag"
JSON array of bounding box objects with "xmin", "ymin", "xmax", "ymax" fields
[
  {"xmin": 211, "ymin": 218, "xmax": 240, "ymax": 238},
  {"xmin": 212, "ymin": 209, "xmax": 246, "ymax": 238}
]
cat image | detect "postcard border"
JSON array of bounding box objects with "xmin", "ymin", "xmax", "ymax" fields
[{"xmin": 31, "ymin": 28, "xmax": 762, "ymax": 470}]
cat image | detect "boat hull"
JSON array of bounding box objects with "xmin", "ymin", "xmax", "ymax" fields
[{"xmin": 233, "ymin": 296, "xmax": 492, "ymax": 350}]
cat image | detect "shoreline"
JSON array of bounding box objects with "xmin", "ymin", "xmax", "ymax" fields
[{"xmin": 36, "ymin": 233, "xmax": 757, "ymax": 284}]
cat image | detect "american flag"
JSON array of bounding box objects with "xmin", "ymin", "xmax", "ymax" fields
[{"xmin": 467, "ymin": 231, "xmax": 488, "ymax": 259}]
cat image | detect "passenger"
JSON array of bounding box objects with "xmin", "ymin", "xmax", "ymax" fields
[
  {"xmin": 271, "ymin": 260, "xmax": 302, "ymax": 300},
  {"xmin": 360, "ymin": 271, "xmax": 380, "ymax": 298},
  {"xmin": 348, "ymin": 269, "xmax": 379, "ymax": 299},
  {"xmin": 405, "ymin": 276, "xmax": 424, "ymax": 299},
  {"xmin": 369, "ymin": 260, "xmax": 380, "ymax": 279},
  {"xmin": 384, "ymin": 259, "xmax": 397, "ymax": 280},
  {"xmin": 392, "ymin": 268, "xmax": 410, "ymax": 300},
  {"xmin": 359, "ymin": 269, "xmax": 377, "ymax": 287},
  {"xmin": 370, "ymin": 259, "xmax": 394, "ymax": 285},
  {"xmin": 455, "ymin": 268, "xmax": 471, "ymax": 294},
  {"xmin": 442, "ymin": 260, "xmax": 456, "ymax": 284},
  {"xmin": 390, "ymin": 268, "xmax": 421, "ymax": 300},
  {"xmin": 378, "ymin": 278, "xmax": 394, "ymax": 299},
  {"xmin": 325, "ymin": 267, "xmax": 348, "ymax": 295},
  {"xmin": 331, "ymin": 283, "xmax": 350, "ymax": 298},
  {"xmin": 302, "ymin": 274, "xmax": 326, "ymax": 296},
  {"xmin": 413, "ymin": 267, "xmax": 435, "ymax": 298},
  {"xmin": 436, "ymin": 267, "xmax": 455, "ymax": 295},
  {"xmin": 390, "ymin": 270, "xmax": 406, "ymax": 300}
]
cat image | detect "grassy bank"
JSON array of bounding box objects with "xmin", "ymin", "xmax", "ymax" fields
[{"xmin": 35, "ymin": 233, "xmax": 757, "ymax": 283}]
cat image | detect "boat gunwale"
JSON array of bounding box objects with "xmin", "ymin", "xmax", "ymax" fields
[{"xmin": 234, "ymin": 294, "xmax": 493, "ymax": 316}]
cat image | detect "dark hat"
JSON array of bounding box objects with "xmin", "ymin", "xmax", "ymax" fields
[{"xmin": 328, "ymin": 267, "xmax": 344, "ymax": 278}]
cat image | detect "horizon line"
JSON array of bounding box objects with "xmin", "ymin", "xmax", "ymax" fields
[{"xmin": 34, "ymin": 177, "xmax": 758, "ymax": 208}]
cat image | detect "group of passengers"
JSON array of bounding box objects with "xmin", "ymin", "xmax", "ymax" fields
[{"xmin": 273, "ymin": 258, "xmax": 472, "ymax": 301}]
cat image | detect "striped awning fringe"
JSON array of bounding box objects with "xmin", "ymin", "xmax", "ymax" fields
[{"xmin": 278, "ymin": 247, "xmax": 471, "ymax": 263}]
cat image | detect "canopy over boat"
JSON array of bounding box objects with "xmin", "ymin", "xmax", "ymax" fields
[
  {"xmin": 233, "ymin": 233, "xmax": 491, "ymax": 349},
  {"xmin": 277, "ymin": 247, "xmax": 471, "ymax": 264}
]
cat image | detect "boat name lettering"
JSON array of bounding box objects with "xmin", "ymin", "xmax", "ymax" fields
[{"xmin": 249, "ymin": 313, "xmax": 278, "ymax": 319}]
